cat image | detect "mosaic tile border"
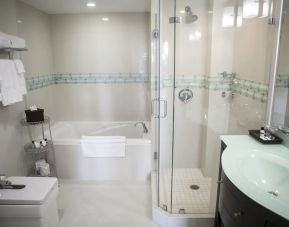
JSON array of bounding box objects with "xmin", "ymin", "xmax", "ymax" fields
[
  {"xmin": 232, "ymin": 78, "xmax": 268, "ymax": 103},
  {"xmin": 276, "ymin": 75, "xmax": 289, "ymax": 88},
  {"xmin": 151, "ymin": 75, "xmax": 234, "ymax": 90},
  {"xmin": 26, "ymin": 75, "xmax": 56, "ymax": 91},
  {"xmin": 26, "ymin": 73, "xmax": 269, "ymax": 103},
  {"xmin": 54, "ymin": 73, "xmax": 150, "ymax": 84},
  {"xmin": 151, "ymin": 74, "xmax": 269, "ymax": 103},
  {"xmin": 26, "ymin": 73, "xmax": 150, "ymax": 91}
]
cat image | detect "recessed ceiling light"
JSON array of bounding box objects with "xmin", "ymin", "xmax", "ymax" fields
[
  {"xmin": 102, "ymin": 17, "xmax": 109, "ymax": 21},
  {"xmin": 86, "ymin": 2, "xmax": 96, "ymax": 7}
]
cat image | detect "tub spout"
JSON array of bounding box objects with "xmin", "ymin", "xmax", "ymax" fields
[
  {"xmin": 0, "ymin": 174, "xmax": 12, "ymax": 187},
  {"xmin": 134, "ymin": 122, "xmax": 148, "ymax": 134}
]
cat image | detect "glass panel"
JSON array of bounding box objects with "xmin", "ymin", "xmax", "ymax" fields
[
  {"xmin": 157, "ymin": 0, "xmax": 176, "ymax": 212},
  {"xmin": 150, "ymin": 0, "xmax": 161, "ymax": 207},
  {"xmin": 173, "ymin": 0, "xmax": 213, "ymax": 215},
  {"xmin": 150, "ymin": 0, "xmax": 176, "ymax": 212},
  {"xmin": 272, "ymin": 0, "xmax": 289, "ymax": 128}
]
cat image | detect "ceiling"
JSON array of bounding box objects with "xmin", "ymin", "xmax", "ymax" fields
[{"xmin": 19, "ymin": 0, "xmax": 150, "ymax": 14}]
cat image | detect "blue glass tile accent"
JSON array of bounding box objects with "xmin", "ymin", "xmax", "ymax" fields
[
  {"xmin": 276, "ymin": 75, "xmax": 289, "ymax": 88},
  {"xmin": 232, "ymin": 78, "xmax": 268, "ymax": 102},
  {"xmin": 26, "ymin": 73, "xmax": 269, "ymax": 103},
  {"xmin": 26, "ymin": 73, "xmax": 150, "ymax": 91}
]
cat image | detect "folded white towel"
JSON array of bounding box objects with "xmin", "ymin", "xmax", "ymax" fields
[
  {"xmin": 9, "ymin": 34, "xmax": 26, "ymax": 49},
  {"xmin": 0, "ymin": 59, "xmax": 23, "ymax": 106},
  {"xmin": 12, "ymin": 60, "xmax": 27, "ymax": 95},
  {"xmin": 0, "ymin": 31, "xmax": 26, "ymax": 49},
  {"xmin": 13, "ymin": 60, "xmax": 27, "ymax": 95},
  {"xmin": 81, "ymin": 136, "xmax": 126, "ymax": 157},
  {"xmin": 0, "ymin": 32, "xmax": 11, "ymax": 48}
]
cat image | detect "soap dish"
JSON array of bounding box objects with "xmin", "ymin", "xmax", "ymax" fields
[{"xmin": 249, "ymin": 130, "xmax": 282, "ymax": 144}]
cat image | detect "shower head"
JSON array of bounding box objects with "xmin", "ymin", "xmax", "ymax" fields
[{"xmin": 183, "ymin": 6, "xmax": 198, "ymax": 24}]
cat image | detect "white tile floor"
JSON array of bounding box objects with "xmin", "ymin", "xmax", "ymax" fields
[
  {"xmin": 156, "ymin": 168, "xmax": 212, "ymax": 214},
  {"xmin": 57, "ymin": 181, "xmax": 160, "ymax": 227}
]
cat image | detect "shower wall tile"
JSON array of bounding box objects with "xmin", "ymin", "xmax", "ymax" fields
[
  {"xmin": 51, "ymin": 13, "xmax": 149, "ymax": 74},
  {"xmin": 52, "ymin": 83, "xmax": 150, "ymax": 121},
  {"xmin": 0, "ymin": 0, "xmax": 55, "ymax": 176},
  {"xmin": 227, "ymin": 94, "xmax": 267, "ymax": 134},
  {"xmin": 232, "ymin": 78, "xmax": 268, "ymax": 103}
]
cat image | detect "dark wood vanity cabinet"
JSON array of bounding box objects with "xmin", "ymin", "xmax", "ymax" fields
[{"xmin": 215, "ymin": 141, "xmax": 289, "ymax": 227}]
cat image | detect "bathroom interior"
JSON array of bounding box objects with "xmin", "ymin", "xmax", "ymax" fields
[{"xmin": 0, "ymin": 0, "xmax": 289, "ymax": 226}]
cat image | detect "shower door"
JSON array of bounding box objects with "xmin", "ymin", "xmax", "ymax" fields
[{"xmin": 151, "ymin": 0, "xmax": 176, "ymax": 212}]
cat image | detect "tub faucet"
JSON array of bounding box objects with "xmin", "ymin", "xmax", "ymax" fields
[
  {"xmin": 0, "ymin": 174, "xmax": 12, "ymax": 187},
  {"xmin": 134, "ymin": 122, "xmax": 148, "ymax": 134}
]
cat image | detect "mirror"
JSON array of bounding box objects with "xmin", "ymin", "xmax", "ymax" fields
[{"xmin": 272, "ymin": 0, "xmax": 289, "ymax": 132}]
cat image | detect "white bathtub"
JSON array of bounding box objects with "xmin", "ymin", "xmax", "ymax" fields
[{"xmin": 50, "ymin": 121, "xmax": 152, "ymax": 181}]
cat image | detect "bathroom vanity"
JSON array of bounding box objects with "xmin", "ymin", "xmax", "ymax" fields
[{"xmin": 216, "ymin": 136, "xmax": 289, "ymax": 227}]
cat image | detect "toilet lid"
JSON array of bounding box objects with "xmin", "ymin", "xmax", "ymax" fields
[{"xmin": 0, "ymin": 177, "xmax": 58, "ymax": 205}]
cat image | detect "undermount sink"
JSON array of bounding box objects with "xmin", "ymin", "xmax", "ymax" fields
[
  {"xmin": 239, "ymin": 151, "xmax": 289, "ymax": 201},
  {"xmin": 221, "ymin": 135, "xmax": 289, "ymax": 221},
  {"xmin": 0, "ymin": 184, "xmax": 26, "ymax": 190}
]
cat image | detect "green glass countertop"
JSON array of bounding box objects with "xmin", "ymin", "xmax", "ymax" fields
[{"xmin": 221, "ymin": 135, "xmax": 289, "ymax": 221}]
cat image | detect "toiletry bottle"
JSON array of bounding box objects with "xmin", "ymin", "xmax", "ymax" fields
[
  {"xmin": 42, "ymin": 139, "xmax": 47, "ymax": 147},
  {"xmin": 260, "ymin": 127, "xmax": 265, "ymax": 134},
  {"xmin": 34, "ymin": 141, "xmax": 40, "ymax": 148}
]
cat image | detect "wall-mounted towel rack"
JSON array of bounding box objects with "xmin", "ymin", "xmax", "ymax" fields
[{"xmin": 0, "ymin": 48, "xmax": 27, "ymax": 59}]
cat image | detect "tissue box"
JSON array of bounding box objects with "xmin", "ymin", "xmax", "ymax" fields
[{"xmin": 25, "ymin": 108, "xmax": 44, "ymax": 123}]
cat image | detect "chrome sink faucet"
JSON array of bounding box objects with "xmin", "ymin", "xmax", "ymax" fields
[
  {"xmin": 264, "ymin": 125, "xmax": 278, "ymax": 140},
  {"xmin": 134, "ymin": 122, "xmax": 148, "ymax": 134}
]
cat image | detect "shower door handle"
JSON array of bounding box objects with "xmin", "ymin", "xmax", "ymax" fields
[
  {"xmin": 151, "ymin": 99, "xmax": 158, "ymax": 118},
  {"xmin": 151, "ymin": 99, "xmax": 167, "ymax": 118},
  {"xmin": 160, "ymin": 99, "xmax": 167, "ymax": 118}
]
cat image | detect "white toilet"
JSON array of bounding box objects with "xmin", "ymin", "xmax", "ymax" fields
[{"xmin": 0, "ymin": 177, "xmax": 59, "ymax": 227}]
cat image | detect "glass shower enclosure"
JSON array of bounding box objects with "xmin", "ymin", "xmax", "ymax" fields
[{"xmin": 151, "ymin": 0, "xmax": 282, "ymax": 216}]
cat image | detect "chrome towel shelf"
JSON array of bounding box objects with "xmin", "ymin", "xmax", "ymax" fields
[{"xmin": 0, "ymin": 47, "xmax": 27, "ymax": 59}]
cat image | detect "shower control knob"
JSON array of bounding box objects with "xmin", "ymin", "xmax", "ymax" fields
[{"xmin": 178, "ymin": 88, "xmax": 193, "ymax": 103}]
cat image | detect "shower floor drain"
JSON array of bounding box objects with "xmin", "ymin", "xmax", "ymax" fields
[{"xmin": 190, "ymin": 185, "xmax": 200, "ymax": 190}]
